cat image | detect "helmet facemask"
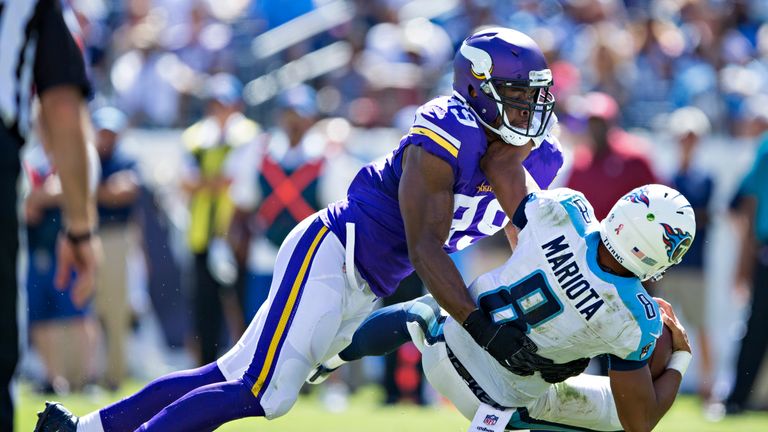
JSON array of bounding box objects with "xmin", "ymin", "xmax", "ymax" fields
[
  {"xmin": 486, "ymin": 73, "xmax": 554, "ymax": 130},
  {"xmin": 473, "ymin": 73, "xmax": 555, "ymax": 147}
]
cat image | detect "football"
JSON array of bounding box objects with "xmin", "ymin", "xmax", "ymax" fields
[{"xmin": 648, "ymin": 324, "xmax": 673, "ymax": 380}]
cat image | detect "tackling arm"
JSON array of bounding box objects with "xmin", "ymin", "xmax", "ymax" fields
[
  {"xmin": 399, "ymin": 145, "xmax": 477, "ymax": 323},
  {"xmin": 399, "ymin": 145, "xmax": 560, "ymax": 376}
]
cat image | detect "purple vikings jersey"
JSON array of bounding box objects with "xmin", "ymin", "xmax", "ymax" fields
[{"xmin": 321, "ymin": 96, "xmax": 563, "ymax": 297}]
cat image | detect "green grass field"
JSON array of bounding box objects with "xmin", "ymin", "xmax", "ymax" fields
[{"xmin": 15, "ymin": 380, "xmax": 768, "ymax": 431}]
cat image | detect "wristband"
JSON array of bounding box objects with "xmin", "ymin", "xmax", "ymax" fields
[
  {"xmin": 666, "ymin": 351, "xmax": 692, "ymax": 376},
  {"xmin": 65, "ymin": 229, "xmax": 94, "ymax": 245}
]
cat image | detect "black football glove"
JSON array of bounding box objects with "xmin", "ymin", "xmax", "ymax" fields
[
  {"xmin": 501, "ymin": 340, "xmax": 559, "ymax": 376},
  {"xmin": 462, "ymin": 309, "xmax": 554, "ymax": 376},
  {"xmin": 538, "ymin": 357, "xmax": 591, "ymax": 384}
]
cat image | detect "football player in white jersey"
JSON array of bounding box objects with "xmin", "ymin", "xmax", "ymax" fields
[{"xmin": 309, "ymin": 184, "xmax": 695, "ymax": 432}]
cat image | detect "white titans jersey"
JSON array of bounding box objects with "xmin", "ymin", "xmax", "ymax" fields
[{"xmin": 443, "ymin": 188, "xmax": 662, "ymax": 407}]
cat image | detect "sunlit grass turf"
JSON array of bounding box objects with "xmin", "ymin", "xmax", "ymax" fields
[{"xmin": 16, "ymin": 380, "xmax": 768, "ymax": 431}]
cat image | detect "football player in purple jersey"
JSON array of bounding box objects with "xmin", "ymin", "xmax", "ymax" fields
[{"xmin": 35, "ymin": 27, "xmax": 583, "ymax": 432}]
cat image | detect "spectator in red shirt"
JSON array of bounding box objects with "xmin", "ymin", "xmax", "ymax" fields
[
  {"xmin": 566, "ymin": 92, "xmax": 661, "ymax": 376},
  {"xmin": 566, "ymin": 92, "xmax": 659, "ymax": 219}
]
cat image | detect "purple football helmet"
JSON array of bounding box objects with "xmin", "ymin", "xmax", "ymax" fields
[{"xmin": 453, "ymin": 27, "xmax": 555, "ymax": 146}]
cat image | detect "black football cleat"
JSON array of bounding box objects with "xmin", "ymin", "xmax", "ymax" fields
[{"xmin": 34, "ymin": 402, "xmax": 78, "ymax": 432}]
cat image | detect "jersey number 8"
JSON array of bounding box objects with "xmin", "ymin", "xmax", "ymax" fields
[{"xmin": 477, "ymin": 270, "xmax": 564, "ymax": 331}]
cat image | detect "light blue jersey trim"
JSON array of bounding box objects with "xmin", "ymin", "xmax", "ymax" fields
[
  {"xmin": 585, "ymin": 232, "xmax": 662, "ymax": 361},
  {"xmin": 585, "ymin": 232, "xmax": 638, "ymax": 289},
  {"xmin": 558, "ymin": 192, "xmax": 597, "ymax": 237}
]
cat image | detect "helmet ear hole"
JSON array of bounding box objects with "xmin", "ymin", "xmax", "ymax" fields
[{"xmin": 468, "ymin": 84, "xmax": 477, "ymax": 98}]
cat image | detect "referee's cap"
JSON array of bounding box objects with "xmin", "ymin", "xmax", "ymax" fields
[{"xmin": 92, "ymin": 107, "xmax": 128, "ymax": 133}]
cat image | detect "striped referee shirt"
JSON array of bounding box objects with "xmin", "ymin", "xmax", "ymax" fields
[{"xmin": 0, "ymin": 0, "xmax": 89, "ymax": 144}]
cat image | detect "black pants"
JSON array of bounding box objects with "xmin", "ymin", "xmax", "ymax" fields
[
  {"xmin": 728, "ymin": 243, "xmax": 768, "ymax": 408},
  {"xmin": 0, "ymin": 136, "xmax": 20, "ymax": 432},
  {"xmin": 193, "ymin": 252, "xmax": 224, "ymax": 366}
]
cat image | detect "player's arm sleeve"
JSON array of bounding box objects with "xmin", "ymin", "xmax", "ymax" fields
[
  {"xmin": 608, "ymin": 317, "xmax": 658, "ymax": 371},
  {"xmin": 33, "ymin": 0, "xmax": 91, "ymax": 98},
  {"xmin": 406, "ymin": 110, "xmax": 462, "ymax": 176},
  {"xmin": 607, "ymin": 289, "xmax": 663, "ymax": 370}
]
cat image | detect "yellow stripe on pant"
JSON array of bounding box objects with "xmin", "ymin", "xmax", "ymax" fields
[{"xmin": 251, "ymin": 224, "xmax": 329, "ymax": 397}]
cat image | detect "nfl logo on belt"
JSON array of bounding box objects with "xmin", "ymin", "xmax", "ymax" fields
[{"xmin": 484, "ymin": 415, "xmax": 499, "ymax": 425}]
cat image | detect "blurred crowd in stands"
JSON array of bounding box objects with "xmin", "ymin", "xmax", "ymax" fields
[
  {"xmin": 68, "ymin": 0, "xmax": 768, "ymax": 132},
  {"xmin": 18, "ymin": 0, "xmax": 768, "ymax": 418}
]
